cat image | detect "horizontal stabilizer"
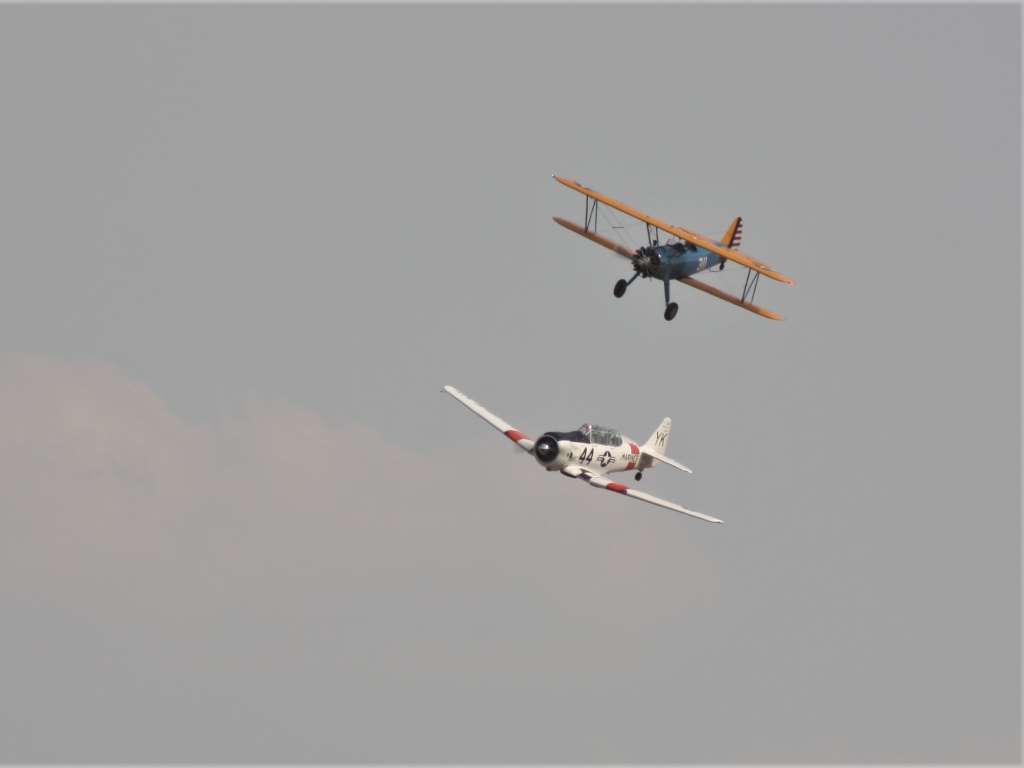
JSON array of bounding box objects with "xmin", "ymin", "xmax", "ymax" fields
[{"xmin": 642, "ymin": 447, "xmax": 692, "ymax": 474}]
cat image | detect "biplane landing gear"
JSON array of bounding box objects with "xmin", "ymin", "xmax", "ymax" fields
[
  {"xmin": 662, "ymin": 278, "xmax": 678, "ymax": 321},
  {"xmin": 634, "ymin": 471, "xmax": 643, "ymax": 482},
  {"xmin": 613, "ymin": 272, "xmax": 640, "ymax": 298}
]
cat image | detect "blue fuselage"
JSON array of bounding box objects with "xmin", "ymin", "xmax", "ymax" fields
[{"xmin": 650, "ymin": 242, "xmax": 724, "ymax": 280}]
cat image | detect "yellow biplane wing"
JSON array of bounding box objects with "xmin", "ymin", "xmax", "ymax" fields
[
  {"xmin": 552, "ymin": 217, "xmax": 635, "ymax": 259},
  {"xmin": 677, "ymin": 277, "xmax": 783, "ymax": 321},
  {"xmin": 553, "ymin": 175, "xmax": 795, "ymax": 286}
]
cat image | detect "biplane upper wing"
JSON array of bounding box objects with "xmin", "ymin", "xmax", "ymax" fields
[{"xmin": 553, "ymin": 175, "xmax": 795, "ymax": 286}]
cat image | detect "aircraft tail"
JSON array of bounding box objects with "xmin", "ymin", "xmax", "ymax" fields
[
  {"xmin": 722, "ymin": 216, "xmax": 743, "ymax": 249},
  {"xmin": 716, "ymin": 217, "xmax": 742, "ymax": 271},
  {"xmin": 643, "ymin": 417, "xmax": 671, "ymax": 453}
]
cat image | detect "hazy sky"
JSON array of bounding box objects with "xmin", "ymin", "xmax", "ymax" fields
[{"xmin": 0, "ymin": 4, "xmax": 1019, "ymax": 763}]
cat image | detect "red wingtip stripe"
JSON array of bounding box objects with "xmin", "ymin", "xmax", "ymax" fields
[
  {"xmin": 505, "ymin": 429, "xmax": 528, "ymax": 442},
  {"xmin": 606, "ymin": 482, "xmax": 629, "ymax": 494}
]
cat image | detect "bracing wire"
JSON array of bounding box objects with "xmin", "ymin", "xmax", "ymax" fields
[{"xmin": 598, "ymin": 205, "xmax": 640, "ymax": 250}]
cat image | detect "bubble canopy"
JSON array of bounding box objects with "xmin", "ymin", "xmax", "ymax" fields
[{"xmin": 542, "ymin": 423, "xmax": 623, "ymax": 447}]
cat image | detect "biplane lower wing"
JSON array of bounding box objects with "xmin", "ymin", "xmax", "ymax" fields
[
  {"xmin": 553, "ymin": 175, "xmax": 795, "ymax": 286},
  {"xmin": 678, "ymin": 277, "xmax": 784, "ymax": 321},
  {"xmin": 552, "ymin": 216, "xmax": 634, "ymax": 259}
]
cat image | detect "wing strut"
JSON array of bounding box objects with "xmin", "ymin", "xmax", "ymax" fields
[
  {"xmin": 646, "ymin": 222, "xmax": 661, "ymax": 247},
  {"xmin": 677, "ymin": 276, "xmax": 783, "ymax": 320},
  {"xmin": 584, "ymin": 194, "xmax": 598, "ymax": 233},
  {"xmin": 741, "ymin": 268, "xmax": 761, "ymax": 306}
]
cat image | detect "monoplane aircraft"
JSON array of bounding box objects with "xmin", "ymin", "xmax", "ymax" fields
[
  {"xmin": 553, "ymin": 175, "xmax": 794, "ymax": 321},
  {"xmin": 443, "ymin": 385, "xmax": 721, "ymax": 524}
]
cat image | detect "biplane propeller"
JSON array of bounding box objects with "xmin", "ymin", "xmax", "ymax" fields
[{"xmin": 553, "ymin": 175, "xmax": 794, "ymax": 321}]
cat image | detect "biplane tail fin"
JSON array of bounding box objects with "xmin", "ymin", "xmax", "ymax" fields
[
  {"xmin": 644, "ymin": 417, "xmax": 671, "ymax": 453},
  {"xmin": 722, "ymin": 216, "xmax": 743, "ymax": 249}
]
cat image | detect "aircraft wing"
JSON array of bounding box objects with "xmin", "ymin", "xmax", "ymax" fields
[
  {"xmin": 641, "ymin": 447, "xmax": 693, "ymax": 475},
  {"xmin": 553, "ymin": 175, "xmax": 794, "ymax": 286},
  {"xmin": 443, "ymin": 385, "xmax": 535, "ymax": 452},
  {"xmin": 554, "ymin": 213, "xmax": 785, "ymax": 320},
  {"xmin": 586, "ymin": 473, "xmax": 721, "ymax": 524},
  {"xmin": 552, "ymin": 216, "xmax": 635, "ymax": 259},
  {"xmin": 678, "ymin": 276, "xmax": 784, "ymax": 321}
]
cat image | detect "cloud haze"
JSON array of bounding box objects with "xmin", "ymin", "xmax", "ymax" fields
[{"xmin": 1, "ymin": 354, "xmax": 723, "ymax": 761}]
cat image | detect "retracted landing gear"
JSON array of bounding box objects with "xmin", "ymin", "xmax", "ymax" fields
[{"xmin": 613, "ymin": 271, "xmax": 640, "ymax": 299}]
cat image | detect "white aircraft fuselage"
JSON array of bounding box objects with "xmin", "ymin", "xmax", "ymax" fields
[{"xmin": 532, "ymin": 429, "xmax": 643, "ymax": 476}]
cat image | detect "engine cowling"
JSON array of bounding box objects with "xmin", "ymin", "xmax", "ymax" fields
[
  {"xmin": 534, "ymin": 434, "xmax": 570, "ymax": 470},
  {"xmin": 534, "ymin": 435, "xmax": 559, "ymax": 464},
  {"xmin": 634, "ymin": 246, "xmax": 661, "ymax": 273}
]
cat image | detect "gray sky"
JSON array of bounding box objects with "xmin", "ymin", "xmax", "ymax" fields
[{"xmin": 0, "ymin": 4, "xmax": 1019, "ymax": 763}]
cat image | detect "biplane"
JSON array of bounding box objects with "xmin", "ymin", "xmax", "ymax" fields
[
  {"xmin": 553, "ymin": 175, "xmax": 794, "ymax": 321},
  {"xmin": 443, "ymin": 385, "xmax": 722, "ymax": 525}
]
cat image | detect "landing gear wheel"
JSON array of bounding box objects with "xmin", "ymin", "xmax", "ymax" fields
[
  {"xmin": 664, "ymin": 302, "xmax": 678, "ymax": 321},
  {"xmin": 613, "ymin": 279, "xmax": 628, "ymax": 298},
  {"xmin": 635, "ymin": 472, "xmax": 643, "ymax": 481}
]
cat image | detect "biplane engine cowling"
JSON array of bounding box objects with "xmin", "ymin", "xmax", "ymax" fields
[{"xmin": 634, "ymin": 246, "xmax": 660, "ymax": 274}]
